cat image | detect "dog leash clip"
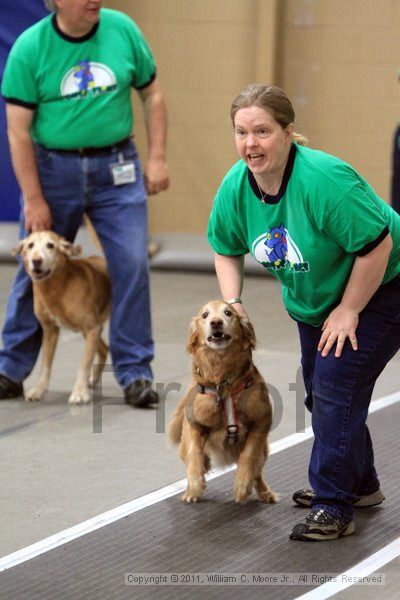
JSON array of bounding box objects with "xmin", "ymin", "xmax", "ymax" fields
[{"xmin": 227, "ymin": 424, "xmax": 239, "ymax": 445}]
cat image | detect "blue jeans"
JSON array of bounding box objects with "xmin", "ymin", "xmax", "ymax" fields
[
  {"xmin": 0, "ymin": 139, "xmax": 153, "ymax": 389},
  {"xmin": 297, "ymin": 274, "xmax": 400, "ymax": 522}
]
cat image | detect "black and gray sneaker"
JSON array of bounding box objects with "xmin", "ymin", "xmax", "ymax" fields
[
  {"xmin": 124, "ymin": 379, "xmax": 159, "ymax": 408},
  {"xmin": 292, "ymin": 488, "xmax": 385, "ymax": 508},
  {"xmin": 0, "ymin": 374, "xmax": 23, "ymax": 400},
  {"xmin": 290, "ymin": 508, "xmax": 355, "ymax": 541}
]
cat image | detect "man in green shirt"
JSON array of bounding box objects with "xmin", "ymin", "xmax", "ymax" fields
[
  {"xmin": 0, "ymin": 0, "xmax": 169, "ymax": 408},
  {"xmin": 208, "ymin": 83, "xmax": 400, "ymax": 541}
]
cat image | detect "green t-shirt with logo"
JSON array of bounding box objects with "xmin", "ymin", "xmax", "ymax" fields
[
  {"xmin": 1, "ymin": 9, "xmax": 155, "ymax": 149},
  {"xmin": 207, "ymin": 144, "xmax": 400, "ymax": 326}
]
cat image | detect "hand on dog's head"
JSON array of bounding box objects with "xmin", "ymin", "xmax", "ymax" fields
[{"xmin": 187, "ymin": 299, "xmax": 256, "ymax": 354}]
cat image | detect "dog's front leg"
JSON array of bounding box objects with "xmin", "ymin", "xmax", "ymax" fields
[
  {"xmin": 88, "ymin": 335, "xmax": 108, "ymax": 387},
  {"xmin": 26, "ymin": 324, "xmax": 59, "ymax": 401},
  {"xmin": 182, "ymin": 428, "xmax": 207, "ymax": 503},
  {"xmin": 69, "ymin": 327, "xmax": 100, "ymax": 404},
  {"xmin": 234, "ymin": 429, "xmax": 270, "ymax": 503}
]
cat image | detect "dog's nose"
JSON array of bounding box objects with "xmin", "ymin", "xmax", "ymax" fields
[
  {"xmin": 32, "ymin": 258, "xmax": 43, "ymax": 269},
  {"xmin": 210, "ymin": 319, "xmax": 223, "ymax": 330}
]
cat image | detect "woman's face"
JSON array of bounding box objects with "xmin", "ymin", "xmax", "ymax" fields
[
  {"xmin": 234, "ymin": 106, "xmax": 293, "ymax": 178},
  {"xmin": 55, "ymin": 0, "xmax": 101, "ymax": 34}
]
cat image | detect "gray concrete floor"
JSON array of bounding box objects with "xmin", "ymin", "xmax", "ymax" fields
[{"xmin": 0, "ymin": 255, "xmax": 399, "ymax": 594}]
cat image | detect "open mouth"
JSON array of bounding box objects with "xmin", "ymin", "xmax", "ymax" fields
[
  {"xmin": 31, "ymin": 268, "xmax": 51, "ymax": 281},
  {"xmin": 248, "ymin": 153, "xmax": 265, "ymax": 164},
  {"xmin": 207, "ymin": 331, "xmax": 231, "ymax": 344}
]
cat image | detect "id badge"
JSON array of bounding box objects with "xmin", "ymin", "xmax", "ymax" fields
[{"xmin": 111, "ymin": 161, "xmax": 136, "ymax": 186}]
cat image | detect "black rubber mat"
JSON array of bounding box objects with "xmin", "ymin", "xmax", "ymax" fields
[{"xmin": 1, "ymin": 404, "xmax": 399, "ymax": 600}]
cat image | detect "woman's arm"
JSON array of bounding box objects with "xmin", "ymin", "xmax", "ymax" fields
[
  {"xmin": 214, "ymin": 253, "xmax": 248, "ymax": 316},
  {"xmin": 318, "ymin": 233, "xmax": 393, "ymax": 357}
]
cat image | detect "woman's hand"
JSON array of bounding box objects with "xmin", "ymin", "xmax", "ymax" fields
[
  {"xmin": 230, "ymin": 302, "xmax": 248, "ymax": 318},
  {"xmin": 318, "ymin": 304, "xmax": 359, "ymax": 358}
]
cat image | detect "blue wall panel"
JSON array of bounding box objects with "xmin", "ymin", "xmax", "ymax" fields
[{"xmin": 0, "ymin": 0, "xmax": 48, "ymax": 221}]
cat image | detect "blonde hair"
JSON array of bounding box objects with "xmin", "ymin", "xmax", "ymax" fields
[{"xmin": 230, "ymin": 83, "xmax": 308, "ymax": 146}]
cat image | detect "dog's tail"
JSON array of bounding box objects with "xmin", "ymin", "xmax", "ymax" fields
[{"xmin": 168, "ymin": 396, "xmax": 185, "ymax": 445}]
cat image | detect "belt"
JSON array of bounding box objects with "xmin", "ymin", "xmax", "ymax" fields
[{"xmin": 43, "ymin": 136, "xmax": 131, "ymax": 156}]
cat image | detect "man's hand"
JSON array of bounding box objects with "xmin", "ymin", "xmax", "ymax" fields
[
  {"xmin": 24, "ymin": 197, "xmax": 52, "ymax": 232},
  {"xmin": 144, "ymin": 156, "xmax": 170, "ymax": 195},
  {"xmin": 318, "ymin": 304, "xmax": 359, "ymax": 358}
]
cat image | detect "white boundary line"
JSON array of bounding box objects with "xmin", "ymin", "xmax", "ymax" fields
[
  {"xmin": 295, "ymin": 536, "xmax": 400, "ymax": 600},
  {"xmin": 0, "ymin": 390, "xmax": 399, "ymax": 575}
]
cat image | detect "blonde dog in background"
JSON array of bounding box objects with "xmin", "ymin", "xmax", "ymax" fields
[
  {"xmin": 13, "ymin": 231, "xmax": 111, "ymax": 404},
  {"xmin": 169, "ymin": 300, "xmax": 277, "ymax": 504}
]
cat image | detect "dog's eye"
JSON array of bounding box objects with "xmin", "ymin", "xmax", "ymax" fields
[
  {"xmin": 46, "ymin": 242, "xmax": 55, "ymax": 249},
  {"xmin": 201, "ymin": 311, "xmax": 209, "ymax": 319},
  {"xmin": 224, "ymin": 309, "xmax": 233, "ymax": 317},
  {"xmin": 28, "ymin": 242, "xmax": 34, "ymax": 249}
]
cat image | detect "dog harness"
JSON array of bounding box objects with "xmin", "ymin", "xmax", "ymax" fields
[{"xmin": 195, "ymin": 371, "xmax": 254, "ymax": 445}]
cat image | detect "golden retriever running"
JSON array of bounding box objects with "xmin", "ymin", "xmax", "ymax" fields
[
  {"xmin": 169, "ymin": 300, "xmax": 277, "ymax": 504},
  {"xmin": 13, "ymin": 231, "xmax": 111, "ymax": 404}
]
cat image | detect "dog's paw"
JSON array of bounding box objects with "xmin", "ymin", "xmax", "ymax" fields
[
  {"xmin": 181, "ymin": 489, "xmax": 203, "ymax": 503},
  {"xmin": 26, "ymin": 387, "xmax": 43, "ymax": 402},
  {"xmin": 233, "ymin": 478, "xmax": 253, "ymax": 503},
  {"xmin": 68, "ymin": 389, "xmax": 91, "ymax": 404},
  {"xmin": 257, "ymin": 489, "xmax": 278, "ymax": 504}
]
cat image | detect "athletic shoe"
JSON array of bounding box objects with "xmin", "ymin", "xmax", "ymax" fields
[
  {"xmin": 292, "ymin": 488, "xmax": 385, "ymax": 508},
  {"xmin": 124, "ymin": 379, "xmax": 159, "ymax": 408},
  {"xmin": 290, "ymin": 508, "xmax": 355, "ymax": 541},
  {"xmin": 0, "ymin": 374, "xmax": 23, "ymax": 399}
]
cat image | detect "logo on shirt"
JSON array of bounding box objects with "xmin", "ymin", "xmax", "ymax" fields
[
  {"xmin": 252, "ymin": 224, "xmax": 310, "ymax": 272},
  {"xmin": 60, "ymin": 60, "xmax": 117, "ymax": 100}
]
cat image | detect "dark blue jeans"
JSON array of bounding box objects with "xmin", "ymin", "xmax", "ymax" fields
[
  {"xmin": 0, "ymin": 139, "xmax": 153, "ymax": 389},
  {"xmin": 297, "ymin": 274, "xmax": 400, "ymax": 522}
]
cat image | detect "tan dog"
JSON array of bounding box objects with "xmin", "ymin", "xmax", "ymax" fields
[
  {"xmin": 169, "ymin": 300, "xmax": 277, "ymax": 504},
  {"xmin": 13, "ymin": 231, "xmax": 111, "ymax": 404}
]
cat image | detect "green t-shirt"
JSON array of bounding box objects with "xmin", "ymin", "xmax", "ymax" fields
[
  {"xmin": 1, "ymin": 9, "xmax": 156, "ymax": 149},
  {"xmin": 207, "ymin": 144, "xmax": 400, "ymax": 326}
]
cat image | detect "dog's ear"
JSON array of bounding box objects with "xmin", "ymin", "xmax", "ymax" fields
[
  {"xmin": 186, "ymin": 317, "xmax": 200, "ymax": 354},
  {"xmin": 11, "ymin": 240, "xmax": 25, "ymax": 256},
  {"xmin": 239, "ymin": 316, "xmax": 256, "ymax": 350},
  {"xmin": 59, "ymin": 238, "xmax": 82, "ymax": 257}
]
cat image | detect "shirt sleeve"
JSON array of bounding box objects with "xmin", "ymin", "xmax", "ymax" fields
[
  {"xmin": 207, "ymin": 187, "xmax": 249, "ymax": 256},
  {"xmin": 129, "ymin": 21, "xmax": 156, "ymax": 89},
  {"xmin": 317, "ymin": 182, "xmax": 390, "ymax": 255},
  {"xmin": 1, "ymin": 46, "xmax": 38, "ymax": 107}
]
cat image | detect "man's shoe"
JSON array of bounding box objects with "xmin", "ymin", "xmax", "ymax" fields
[
  {"xmin": 292, "ymin": 488, "xmax": 385, "ymax": 508},
  {"xmin": 124, "ymin": 379, "xmax": 159, "ymax": 408},
  {"xmin": 0, "ymin": 374, "xmax": 23, "ymax": 400},
  {"xmin": 290, "ymin": 508, "xmax": 355, "ymax": 541},
  {"xmin": 354, "ymin": 489, "xmax": 386, "ymax": 507}
]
